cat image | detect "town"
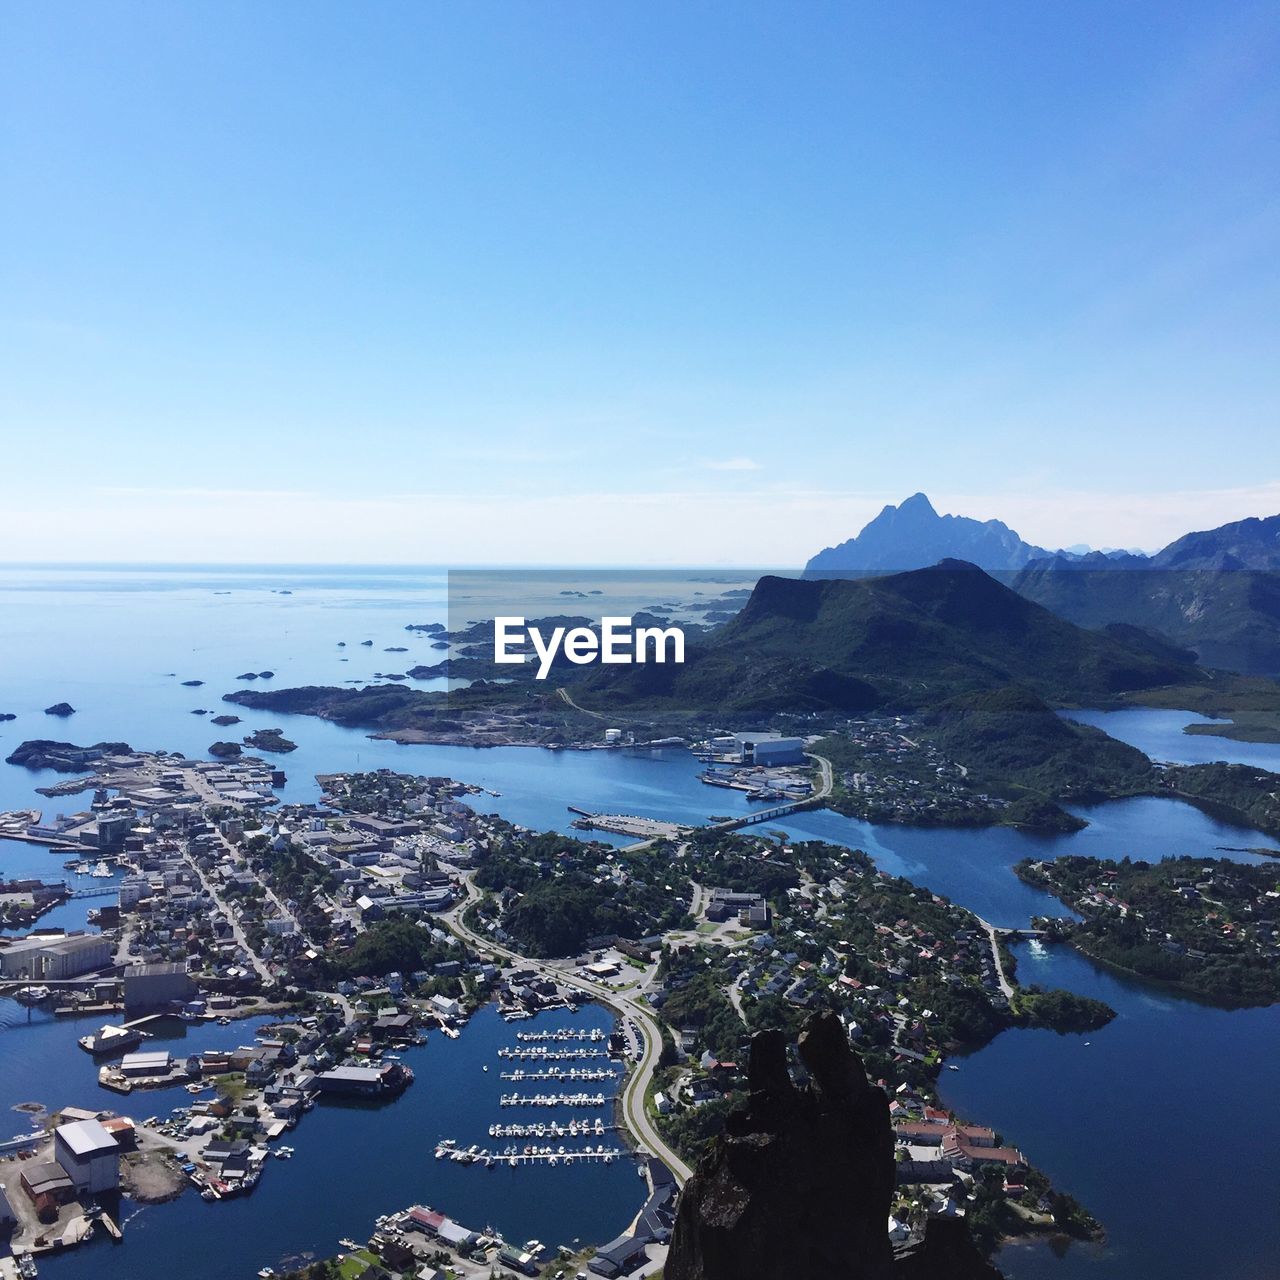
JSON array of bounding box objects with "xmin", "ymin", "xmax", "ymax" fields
[{"xmin": 0, "ymin": 735, "xmax": 1103, "ymax": 1277}]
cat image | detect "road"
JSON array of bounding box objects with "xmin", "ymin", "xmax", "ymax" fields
[
  {"xmin": 976, "ymin": 918, "xmax": 1016, "ymax": 999},
  {"xmin": 445, "ymin": 879, "xmax": 693, "ymax": 1185},
  {"xmin": 810, "ymin": 750, "xmax": 833, "ymax": 801},
  {"xmin": 185, "ymin": 851, "xmax": 272, "ymax": 983}
]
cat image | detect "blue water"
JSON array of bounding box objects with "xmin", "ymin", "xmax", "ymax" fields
[
  {"xmin": 1061, "ymin": 705, "xmax": 1280, "ymax": 770},
  {"xmin": 768, "ymin": 796, "xmax": 1279, "ymax": 928},
  {"xmin": 942, "ymin": 943, "xmax": 1280, "ymax": 1280},
  {"xmin": 3, "ymin": 567, "xmax": 1280, "ymax": 1278}
]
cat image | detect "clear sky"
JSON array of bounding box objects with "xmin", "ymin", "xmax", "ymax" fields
[{"xmin": 2, "ymin": 1, "xmax": 1278, "ymax": 564}]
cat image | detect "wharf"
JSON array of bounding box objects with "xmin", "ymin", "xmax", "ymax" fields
[
  {"xmin": 499, "ymin": 1091, "xmax": 607, "ymax": 1108},
  {"xmin": 497, "ymin": 1046, "xmax": 608, "ymax": 1061}
]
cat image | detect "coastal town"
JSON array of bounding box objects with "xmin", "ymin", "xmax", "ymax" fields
[{"xmin": 0, "ymin": 726, "xmax": 1121, "ymax": 1279}]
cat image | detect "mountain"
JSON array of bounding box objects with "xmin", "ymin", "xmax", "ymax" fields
[
  {"xmin": 1151, "ymin": 513, "xmax": 1280, "ymax": 571},
  {"xmin": 856, "ymin": 506, "xmax": 1280, "ymax": 675},
  {"xmin": 584, "ymin": 560, "xmax": 1201, "ymax": 715},
  {"xmin": 805, "ymin": 493, "xmax": 1052, "ymax": 575},
  {"xmin": 1013, "ymin": 553, "xmax": 1280, "ymax": 675}
]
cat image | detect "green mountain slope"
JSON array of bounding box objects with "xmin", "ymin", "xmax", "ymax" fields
[{"xmin": 582, "ymin": 560, "xmax": 1200, "ymax": 715}]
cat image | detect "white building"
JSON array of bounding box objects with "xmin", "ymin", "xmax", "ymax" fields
[{"xmin": 53, "ymin": 1119, "xmax": 120, "ymax": 1195}]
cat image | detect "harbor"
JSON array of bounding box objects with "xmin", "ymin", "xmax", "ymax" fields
[{"xmin": 0, "ymin": 999, "xmax": 646, "ymax": 1280}]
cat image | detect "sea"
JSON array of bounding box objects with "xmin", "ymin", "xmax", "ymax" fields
[{"xmin": 1, "ymin": 567, "xmax": 1278, "ymax": 1279}]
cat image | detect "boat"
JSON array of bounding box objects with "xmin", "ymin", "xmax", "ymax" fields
[
  {"xmin": 18, "ymin": 1255, "xmax": 38, "ymax": 1279},
  {"xmin": 258, "ymin": 1268, "xmax": 276, "ymax": 1277},
  {"xmin": 947, "ymin": 1064, "xmax": 960, "ymax": 1071},
  {"xmin": 14, "ymin": 985, "xmax": 52, "ymax": 1005},
  {"xmin": 90, "ymin": 860, "xmax": 113, "ymax": 878}
]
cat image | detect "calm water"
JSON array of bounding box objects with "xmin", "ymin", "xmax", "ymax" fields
[
  {"xmin": 3, "ymin": 567, "xmax": 1279, "ymax": 1278},
  {"xmin": 1062, "ymin": 705, "xmax": 1280, "ymax": 770},
  {"xmin": 942, "ymin": 943, "xmax": 1280, "ymax": 1280}
]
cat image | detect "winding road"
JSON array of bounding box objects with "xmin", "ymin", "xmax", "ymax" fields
[{"xmin": 445, "ymin": 879, "xmax": 693, "ymax": 1186}]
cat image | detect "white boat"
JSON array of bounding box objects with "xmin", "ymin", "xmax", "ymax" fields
[
  {"xmin": 90, "ymin": 860, "xmax": 113, "ymax": 878},
  {"xmin": 14, "ymin": 985, "xmax": 52, "ymax": 1005}
]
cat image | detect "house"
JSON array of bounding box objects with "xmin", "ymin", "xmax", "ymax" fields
[
  {"xmin": 429, "ymin": 994, "xmax": 461, "ymax": 1020},
  {"xmin": 589, "ymin": 1233, "xmax": 649, "ymax": 1277}
]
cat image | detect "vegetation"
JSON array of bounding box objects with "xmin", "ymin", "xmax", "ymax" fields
[
  {"xmin": 1160, "ymin": 762, "xmax": 1280, "ymax": 840},
  {"xmin": 319, "ymin": 917, "xmax": 462, "ymax": 980},
  {"xmin": 472, "ymin": 828, "xmax": 691, "ymax": 956},
  {"xmin": 1018, "ymin": 854, "xmax": 1280, "ymax": 1006},
  {"xmin": 1011, "ymin": 986, "xmax": 1115, "ymax": 1033}
]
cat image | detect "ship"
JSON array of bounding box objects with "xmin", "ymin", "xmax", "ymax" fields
[{"xmin": 14, "ymin": 985, "xmax": 52, "ymax": 1005}]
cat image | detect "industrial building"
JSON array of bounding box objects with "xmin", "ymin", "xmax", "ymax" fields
[
  {"xmin": 729, "ymin": 732, "xmax": 806, "ymax": 766},
  {"xmin": 53, "ymin": 1118, "xmax": 121, "ymax": 1196},
  {"xmin": 0, "ymin": 932, "xmax": 113, "ymax": 980},
  {"xmin": 123, "ymin": 960, "xmax": 196, "ymax": 1011}
]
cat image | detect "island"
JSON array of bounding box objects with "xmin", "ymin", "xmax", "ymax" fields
[
  {"xmin": 242, "ymin": 728, "xmax": 298, "ymax": 754},
  {"xmin": 1017, "ymin": 854, "xmax": 1280, "ymax": 1006}
]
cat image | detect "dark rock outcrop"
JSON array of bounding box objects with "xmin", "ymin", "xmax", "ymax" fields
[
  {"xmin": 6, "ymin": 740, "xmax": 131, "ymax": 771},
  {"xmin": 665, "ymin": 1013, "xmax": 1000, "ymax": 1280},
  {"xmin": 43, "ymin": 702, "xmax": 76, "ymax": 717},
  {"xmin": 210, "ymin": 714, "xmax": 242, "ymax": 727},
  {"xmin": 208, "ymin": 741, "xmax": 242, "ymax": 759},
  {"xmin": 242, "ymin": 728, "xmax": 297, "ymax": 753}
]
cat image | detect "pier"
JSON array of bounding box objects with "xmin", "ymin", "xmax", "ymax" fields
[
  {"xmin": 500, "ymin": 1067, "xmax": 618, "ymax": 1082},
  {"xmin": 436, "ymin": 1138, "xmax": 626, "ymax": 1167},
  {"xmin": 498, "ymin": 1091, "xmax": 608, "ymax": 1108},
  {"xmin": 497, "ymin": 1046, "xmax": 609, "ymax": 1060}
]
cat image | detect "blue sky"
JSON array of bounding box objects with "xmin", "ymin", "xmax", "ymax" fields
[{"xmin": 2, "ymin": 1, "xmax": 1278, "ymax": 563}]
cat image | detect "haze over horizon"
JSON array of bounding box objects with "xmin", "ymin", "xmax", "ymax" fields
[{"xmin": 3, "ymin": 2, "xmax": 1279, "ymax": 564}]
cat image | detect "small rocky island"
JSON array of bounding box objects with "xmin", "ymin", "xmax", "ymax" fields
[
  {"xmin": 43, "ymin": 702, "xmax": 76, "ymax": 717},
  {"xmin": 207, "ymin": 740, "xmax": 243, "ymax": 759},
  {"xmin": 242, "ymin": 728, "xmax": 297, "ymax": 753}
]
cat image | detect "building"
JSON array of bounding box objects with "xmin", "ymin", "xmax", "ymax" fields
[
  {"xmin": 118, "ymin": 876, "xmax": 152, "ymax": 910},
  {"xmin": 314, "ymin": 1061, "xmax": 411, "ymax": 1097},
  {"xmin": 705, "ymin": 889, "xmax": 771, "ymax": 928},
  {"xmin": 429, "ymin": 993, "xmax": 461, "ymax": 1019},
  {"xmin": 123, "ymin": 961, "xmax": 196, "ymax": 1011},
  {"xmin": 730, "ymin": 732, "xmax": 805, "ymax": 766},
  {"xmin": 120, "ymin": 1050, "xmax": 174, "ymax": 1077},
  {"xmin": 0, "ymin": 932, "xmax": 114, "ymax": 980},
  {"xmin": 54, "ymin": 1118, "xmax": 121, "ymax": 1195},
  {"xmin": 21, "ymin": 1162, "xmax": 75, "ymax": 1221},
  {"xmin": 588, "ymin": 1234, "xmax": 650, "ymax": 1277}
]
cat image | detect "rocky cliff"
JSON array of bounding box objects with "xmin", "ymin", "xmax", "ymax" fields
[{"xmin": 665, "ymin": 1012, "xmax": 1001, "ymax": 1280}]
